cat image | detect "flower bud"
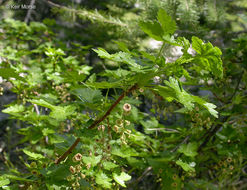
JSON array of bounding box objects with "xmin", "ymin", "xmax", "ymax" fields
[
  {"xmin": 86, "ymin": 163, "xmax": 91, "ymax": 170},
  {"xmin": 125, "ymin": 120, "xmax": 130, "ymax": 126},
  {"xmin": 113, "ymin": 125, "xmax": 119, "ymax": 133},
  {"xmin": 30, "ymin": 162, "xmax": 37, "ymax": 168},
  {"xmin": 70, "ymin": 166, "xmax": 76, "ymax": 174},
  {"xmin": 139, "ymin": 88, "xmax": 144, "ymax": 93},
  {"xmin": 123, "ymin": 103, "xmax": 131, "ymax": 112},
  {"xmin": 73, "ymin": 153, "xmax": 82, "ymax": 162},
  {"xmin": 75, "ymin": 164, "xmax": 82, "ymax": 172}
]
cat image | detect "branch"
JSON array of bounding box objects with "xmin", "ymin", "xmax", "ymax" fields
[
  {"xmin": 198, "ymin": 115, "xmax": 230, "ymax": 152},
  {"xmin": 24, "ymin": 0, "xmax": 36, "ymax": 23},
  {"xmin": 55, "ymin": 84, "xmax": 138, "ymax": 164},
  {"xmin": 228, "ymin": 70, "xmax": 244, "ymax": 102},
  {"xmin": 89, "ymin": 84, "xmax": 138, "ymax": 129},
  {"xmin": 33, "ymin": 104, "xmax": 40, "ymax": 115},
  {"xmin": 171, "ymin": 135, "xmax": 191, "ymax": 153},
  {"xmin": 45, "ymin": 0, "xmax": 128, "ymax": 27}
]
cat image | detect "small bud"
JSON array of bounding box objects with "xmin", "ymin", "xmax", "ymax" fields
[
  {"xmin": 172, "ymin": 174, "xmax": 177, "ymax": 180},
  {"xmin": 30, "ymin": 162, "xmax": 37, "ymax": 168},
  {"xmin": 123, "ymin": 103, "xmax": 131, "ymax": 112},
  {"xmin": 66, "ymin": 175, "xmax": 73, "ymax": 181},
  {"xmin": 31, "ymin": 170, "xmax": 38, "ymax": 175},
  {"xmin": 81, "ymin": 173, "xmax": 86, "ymax": 178},
  {"xmin": 125, "ymin": 120, "xmax": 130, "ymax": 126},
  {"xmin": 116, "ymin": 119, "xmax": 123, "ymax": 126},
  {"xmin": 70, "ymin": 166, "xmax": 76, "ymax": 174},
  {"xmin": 75, "ymin": 182, "xmax": 80, "ymax": 187},
  {"xmin": 75, "ymin": 164, "xmax": 82, "ymax": 172},
  {"xmin": 113, "ymin": 125, "xmax": 119, "ymax": 133},
  {"xmin": 126, "ymin": 129, "xmax": 131, "ymax": 134},
  {"xmin": 139, "ymin": 88, "xmax": 144, "ymax": 93},
  {"xmin": 227, "ymin": 157, "xmax": 232, "ymax": 163},
  {"xmin": 98, "ymin": 125, "xmax": 105, "ymax": 131},
  {"xmin": 172, "ymin": 182, "xmax": 177, "ymax": 187},
  {"xmin": 86, "ymin": 163, "xmax": 91, "ymax": 170},
  {"xmin": 153, "ymin": 76, "xmax": 160, "ymax": 83}
]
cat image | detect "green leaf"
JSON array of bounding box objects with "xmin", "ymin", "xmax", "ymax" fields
[
  {"xmin": 50, "ymin": 105, "xmax": 76, "ymax": 121},
  {"xmin": 178, "ymin": 142, "xmax": 198, "ymax": 157},
  {"xmin": 157, "ymin": 9, "xmax": 177, "ymax": 35},
  {"xmin": 28, "ymin": 99, "xmax": 54, "ymax": 109},
  {"xmin": 42, "ymin": 164, "xmax": 70, "ymax": 185},
  {"xmin": 191, "ymin": 36, "xmax": 204, "ymax": 54},
  {"xmin": 154, "ymin": 77, "xmax": 218, "ymax": 117},
  {"xmin": 42, "ymin": 128, "xmax": 55, "ymax": 136},
  {"xmin": 192, "ymin": 96, "xmax": 218, "ymax": 118},
  {"xmin": 176, "ymin": 159, "xmax": 195, "ymax": 172},
  {"xmin": 23, "ymin": 149, "xmax": 45, "ymax": 160},
  {"xmin": 28, "ymin": 99, "xmax": 76, "ymax": 121},
  {"xmin": 71, "ymin": 88, "xmax": 103, "ymax": 104},
  {"xmin": 95, "ymin": 172, "xmax": 112, "ymax": 189},
  {"xmin": 139, "ymin": 21, "xmax": 163, "ymax": 41},
  {"xmin": 93, "ymin": 48, "xmax": 141, "ymax": 70},
  {"xmin": 1, "ymin": 174, "xmax": 33, "ymax": 182},
  {"xmin": 2, "ymin": 105, "xmax": 25, "ymax": 114},
  {"xmin": 86, "ymin": 80, "xmax": 124, "ymax": 89},
  {"xmin": 112, "ymin": 146, "xmax": 139, "ymax": 158},
  {"xmin": 0, "ymin": 68, "xmax": 25, "ymax": 81},
  {"xmin": 113, "ymin": 172, "xmax": 131, "ymax": 187},
  {"xmin": 103, "ymin": 161, "xmax": 118, "ymax": 170},
  {"xmin": 0, "ymin": 176, "xmax": 10, "ymax": 187},
  {"xmin": 140, "ymin": 117, "xmax": 159, "ymax": 134},
  {"xmin": 82, "ymin": 155, "xmax": 102, "ymax": 167},
  {"xmin": 164, "ymin": 77, "xmax": 195, "ymax": 110},
  {"xmin": 192, "ymin": 36, "xmax": 223, "ymax": 78}
]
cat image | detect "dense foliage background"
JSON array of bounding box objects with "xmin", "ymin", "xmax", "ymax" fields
[{"xmin": 0, "ymin": 0, "xmax": 247, "ymax": 189}]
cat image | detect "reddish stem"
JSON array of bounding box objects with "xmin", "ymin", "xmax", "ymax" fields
[{"xmin": 55, "ymin": 84, "xmax": 138, "ymax": 164}]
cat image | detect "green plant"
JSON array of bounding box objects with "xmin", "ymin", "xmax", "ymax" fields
[{"xmin": 0, "ymin": 7, "xmax": 246, "ymax": 190}]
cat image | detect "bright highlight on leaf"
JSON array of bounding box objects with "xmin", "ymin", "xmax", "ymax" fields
[
  {"xmin": 113, "ymin": 172, "xmax": 131, "ymax": 187},
  {"xmin": 95, "ymin": 172, "xmax": 112, "ymax": 189},
  {"xmin": 23, "ymin": 149, "xmax": 45, "ymax": 160},
  {"xmin": 192, "ymin": 36, "xmax": 223, "ymax": 78}
]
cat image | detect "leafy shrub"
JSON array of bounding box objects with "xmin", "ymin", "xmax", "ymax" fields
[{"xmin": 0, "ymin": 8, "xmax": 246, "ymax": 190}]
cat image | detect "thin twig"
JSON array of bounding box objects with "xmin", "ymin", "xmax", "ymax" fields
[
  {"xmin": 88, "ymin": 84, "xmax": 138, "ymax": 129},
  {"xmin": 55, "ymin": 84, "xmax": 138, "ymax": 164},
  {"xmin": 24, "ymin": 0, "xmax": 36, "ymax": 23},
  {"xmin": 136, "ymin": 167, "xmax": 152, "ymax": 183},
  {"xmin": 198, "ymin": 115, "xmax": 230, "ymax": 152},
  {"xmin": 228, "ymin": 70, "xmax": 244, "ymax": 102},
  {"xmin": 55, "ymin": 138, "xmax": 80, "ymax": 164},
  {"xmin": 33, "ymin": 104, "xmax": 40, "ymax": 115},
  {"xmin": 171, "ymin": 135, "xmax": 191, "ymax": 153},
  {"xmin": 146, "ymin": 128, "xmax": 179, "ymax": 132}
]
